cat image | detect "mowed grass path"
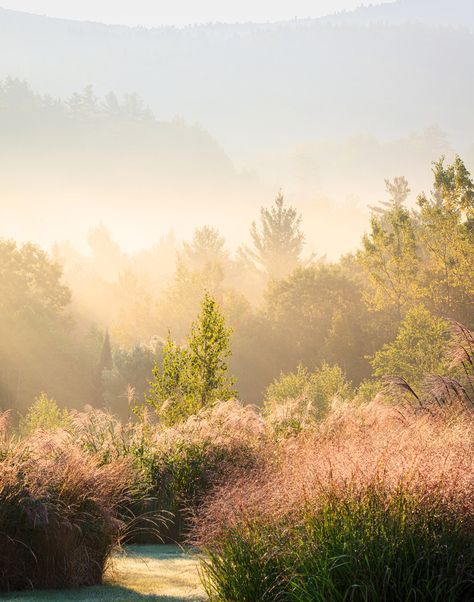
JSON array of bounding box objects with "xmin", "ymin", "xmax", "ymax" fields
[{"xmin": 2, "ymin": 545, "xmax": 206, "ymax": 602}]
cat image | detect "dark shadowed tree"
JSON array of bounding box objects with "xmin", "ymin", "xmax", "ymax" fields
[
  {"xmin": 92, "ymin": 330, "xmax": 113, "ymax": 405},
  {"xmin": 0, "ymin": 240, "xmax": 98, "ymax": 411}
]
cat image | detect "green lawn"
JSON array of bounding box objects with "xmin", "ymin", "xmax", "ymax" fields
[{"xmin": 2, "ymin": 545, "xmax": 206, "ymax": 602}]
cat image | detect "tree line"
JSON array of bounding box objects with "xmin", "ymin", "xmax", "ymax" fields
[{"xmin": 0, "ymin": 155, "xmax": 472, "ymax": 414}]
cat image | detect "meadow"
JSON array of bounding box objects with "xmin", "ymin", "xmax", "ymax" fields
[{"xmin": 1, "ymin": 316, "xmax": 473, "ymax": 600}]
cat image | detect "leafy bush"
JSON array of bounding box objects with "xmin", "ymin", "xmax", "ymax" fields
[
  {"xmin": 0, "ymin": 429, "xmax": 135, "ymax": 592},
  {"xmin": 264, "ymin": 363, "xmax": 352, "ymax": 435},
  {"xmin": 371, "ymin": 305, "xmax": 449, "ymax": 388},
  {"xmin": 385, "ymin": 320, "xmax": 474, "ymax": 412},
  {"xmin": 19, "ymin": 392, "xmax": 71, "ymax": 436},
  {"xmin": 354, "ymin": 379, "xmax": 382, "ymax": 403}
]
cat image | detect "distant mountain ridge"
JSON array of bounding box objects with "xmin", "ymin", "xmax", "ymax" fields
[
  {"xmin": 1, "ymin": 1, "xmax": 473, "ymax": 259},
  {"xmin": 0, "ymin": 1, "xmax": 473, "ymax": 156},
  {"xmin": 322, "ymin": 0, "xmax": 474, "ymax": 31},
  {"xmin": 0, "ymin": 1, "xmax": 471, "ymax": 32}
]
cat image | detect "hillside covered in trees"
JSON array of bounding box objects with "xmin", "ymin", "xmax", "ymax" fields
[
  {"xmin": 2, "ymin": 1, "xmax": 474, "ymax": 258},
  {"xmin": 1, "ymin": 1, "xmax": 473, "ymax": 154}
]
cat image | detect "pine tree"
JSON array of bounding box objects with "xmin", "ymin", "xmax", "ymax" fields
[
  {"xmin": 247, "ymin": 192, "xmax": 304, "ymax": 279},
  {"xmin": 93, "ymin": 330, "xmax": 113, "ymax": 404},
  {"xmin": 99, "ymin": 330, "xmax": 113, "ymax": 372},
  {"xmin": 369, "ymin": 176, "xmax": 411, "ymax": 216}
]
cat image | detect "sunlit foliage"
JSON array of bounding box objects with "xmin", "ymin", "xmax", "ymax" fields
[{"xmin": 147, "ymin": 294, "xmax": 236, "ymax": 426}]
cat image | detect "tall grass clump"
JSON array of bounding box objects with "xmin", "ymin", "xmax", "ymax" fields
[
  {"xmin": 194, "ymin": 402, "xmax": 474, "ymax": 602},
  {"xmin": 0, "ymin": 427, "xmax": 136, "ymax": 592},
  {"xmin": 149, "ymin": 399, "xmax": 264, "ymax": 541},
  {"xmin": 68, "ymin": 400, "xmax": 264, "ymax": 542}
]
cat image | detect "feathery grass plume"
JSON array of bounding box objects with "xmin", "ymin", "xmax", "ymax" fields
[
  {"xmin": 0, "ymin": 410, "xmax": 11, "ymax": 441},
  {"xmin": 193, "ymin": 402, "xmax": 474, "ymax": 601},
  {"xmin": 383, "ymin": 321, "xmax": 474, "ymax": 415},
  {"xmin": 67, "ymin": 400, "xmax": 263, "ymax": 543},
  {"xmin": 0, "ymin": 428, "xmax": 137, "ymax": 592},
  {"xmin": 145, "ymin": 399, "xmax": 264, "ymax": 542},
  {"xmin": 448, "ymin": 320, "xmax": 474, "ymax": 373}
]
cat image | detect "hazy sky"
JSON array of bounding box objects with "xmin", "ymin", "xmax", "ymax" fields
[{"xmin": 0, "ymin": 1, "xmax": 389, "ymax": 27}]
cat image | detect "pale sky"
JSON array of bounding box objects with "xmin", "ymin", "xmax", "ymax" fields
[{"xmin": 0, "ymin": 0, "xmax": 389, "ymax": 27}]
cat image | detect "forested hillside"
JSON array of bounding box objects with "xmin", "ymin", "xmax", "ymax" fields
[
  {"xmin": 323, "ymin": 0, "xmax": 474, "ymax": 30},
  {"xmin": 2, "ymin": 3, "xmax": 474, "ymax": 597},
  {"xmin": 0, "ymin": 1, "xmax": 473, "ymax": 154}
]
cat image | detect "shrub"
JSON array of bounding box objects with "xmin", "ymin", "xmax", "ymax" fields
[
  {"xmin": 201, "ymin": 486, "xmax": 474, "ymax": 602},
  {"xmin": 150, "ymin": 399, "xmax": 264, "ymax": 541},
  {"xmin": 68, "ymin": 400, "xmax": 263, "ymax": 543},
  {"xmin": 354, "ymin": 379, "xmax": 382, "ymax": 403},
  {"xmin": 385, "ymin": 320, "xmax": 474, "ymax": 413},
  {"xmin": 194, "ymin": 403, "xmax": 474, "ymax": 601},
  {"xmin": 371, "ymin": 305, "xmax": 449, "ymax": 389},
  {"xmin": 19, "ymin": 392, "xmax": 71, "ymax": 436},
  {"xmin": 264, "ymin": 363, "xmax": 352, "ymax": 435},
  {"xmin": 0, "ymin": 429, "xmax": 135, "ymax": 592}
]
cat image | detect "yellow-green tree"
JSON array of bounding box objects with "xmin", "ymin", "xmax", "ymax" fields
[
  {"xmin": 147, "ymin": 294, "xmax": 236, "ymax": 426},
  {"xmin": 417, "ymin": 156, "xmax": 474, "ymax": 323},
  {"xmin": 357, "ymin": 206, "xmax": 420, "ymax": 319},
  {"xmin": 371, "ymin": 305, "xmax": 449, "ymax": 388}
]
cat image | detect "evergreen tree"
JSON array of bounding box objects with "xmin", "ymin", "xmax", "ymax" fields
[
  {"xmin": 99, "ymin": 330, "xmax": 113, "ymax": 372},
  {"xmin": 93, "ymin": 330, "xmax": 113, "ymax": 404},
  {"xmin": 247, "ymin": 192, "xmax": 304, "ymax": 279},
  {"xmin": 369, "ymin": 176, "xmax": 411, "ymax": 216}
]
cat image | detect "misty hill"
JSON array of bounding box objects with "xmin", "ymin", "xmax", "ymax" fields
[
  {"xmin": 0, "ymin": 1, "xmax": 473, "ymax": 158},
  {"xmin": 0, "ymin": 78, "xmax": 246, "ymax": 198},
  {"xmin": 323, "ymin": 0, "xmax": 474, "ymax": 30},
  {"xmin": 1, "ymin": 1, "xmax": 474, "ymax": 260},
  {"xmin": 0, "ymin": 78, "xmax": 262, "ymax": 253}
]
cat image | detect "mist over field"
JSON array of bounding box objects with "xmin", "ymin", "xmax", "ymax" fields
[{"xmin": 1, "ymin": 0, "xmax": 474, "ymax": 257}]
